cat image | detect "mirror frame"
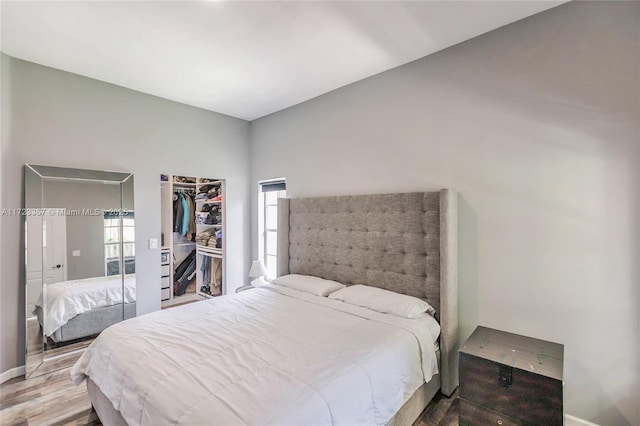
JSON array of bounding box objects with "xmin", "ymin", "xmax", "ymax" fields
[{"xmin": 24, "ymin": 164, "xmax": 134, "ymax": 378}]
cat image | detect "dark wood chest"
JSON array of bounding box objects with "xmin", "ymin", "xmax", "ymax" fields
[{"xmin": 459, "ymin": 326, "xmax": 564, "ymax": 425}]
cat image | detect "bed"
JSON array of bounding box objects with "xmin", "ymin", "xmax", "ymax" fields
[
  {"xmin": 71, "ymin": 190, "xmax": 458, "ymax": 425},
  {"xmin": 35, "ymin": 274, "xmax": 136, "ymax": 343}
]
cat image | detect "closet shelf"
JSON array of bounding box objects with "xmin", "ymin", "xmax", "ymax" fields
[
  {"xmin": 197, "ymin": 251, "xmax": 223, "ymax": 260},
  {"xmin": 173, "ymin": 242, "xmax": 196, "ymax": 247},
  {"xmin": 195, "ymin": 199, "xmax": 222, "ymax": 204},
  {"xmin": 197, "ymin": 180, "xmax": 222, "ymax": 185}
]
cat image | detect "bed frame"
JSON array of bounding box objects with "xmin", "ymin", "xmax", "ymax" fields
[
  {"xmin": 36, "ymin": 303, "xmax": 136, "ymax": 344},
  {"xmin": 277, "ymin": 189, "xmax": 459, "ymax": 424}
]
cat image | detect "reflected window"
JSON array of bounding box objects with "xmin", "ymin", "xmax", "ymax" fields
[
  {"xmin": 104, "ymin": 212, "xmax": 135, "ymax": 275},
  {"xmin": 258, "ymin": 179, "xmax": 286, "ymax": 280}
]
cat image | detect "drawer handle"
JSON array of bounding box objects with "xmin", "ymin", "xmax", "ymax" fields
[{"xmin": 497, "ymin": 420, "xmax": 503, "ymax": 425}]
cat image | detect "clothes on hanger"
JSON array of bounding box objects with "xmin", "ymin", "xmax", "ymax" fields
[
  {"xmin": 201, "ymin": 255, "xmax": 210, "ymax": 290},
  {"xmin": 173, "ymin": 191, "xmax": 196, "ymax": 239},
  {"xmin": 180, "ymin": 193, "xmax": 190, "ymax": 237},
  {"xmin": 187, "ymin": 196, "xmax": 196, "ymax": 236},
  {"xmin": 199, "ymin": 255, "xmax": 222, "ymax": 296},
  {"xmin": 173, "ymin": 193, "xmax": 183, "ymax": 233},
  {"xmin": 210, "ymin": 257, "xmax": 222, "ymax": 294}
]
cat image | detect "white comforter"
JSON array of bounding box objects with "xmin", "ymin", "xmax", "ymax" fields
[
  {"xmin": 36, "ymin": 274, "xmax": 136, "ymax": 337},
  {"xmin": 71, "ymin": 285, "xmax": 439, "ymax": 426}
]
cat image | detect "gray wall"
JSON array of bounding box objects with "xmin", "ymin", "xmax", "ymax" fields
[
  {"xmin": 42, "ymin": 180, "xmax": 123, "ymax": 280},
  {"xmin": 250, "ymin": 2, "xmax": 639, "ymax": 424},
  {"xmin": 0, "ymin": 54, "xmax": 251, "ymax": 375}
]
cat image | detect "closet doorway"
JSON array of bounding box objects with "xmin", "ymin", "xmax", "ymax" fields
[{"xmin": 160, "ymin": 174, "xmax": 225, "ymax": 308}]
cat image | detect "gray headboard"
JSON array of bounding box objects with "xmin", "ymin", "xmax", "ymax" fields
[{"xmin": 277, "ymin": 189, "xmax": 459, "ymax": 396}]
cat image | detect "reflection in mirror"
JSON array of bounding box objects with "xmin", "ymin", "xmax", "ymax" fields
[{"xmin": 25, "ymin": 165, "xmax": 135, "ymax": 378}]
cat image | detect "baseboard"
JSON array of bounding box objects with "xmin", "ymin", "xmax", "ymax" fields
[
  {"xmin": 0, "ymin": 365, "xmax": 25, "ymax": 384},
  {"xmin": 565, "ymin": 414, "xmax": 600, "ymax": 426}
]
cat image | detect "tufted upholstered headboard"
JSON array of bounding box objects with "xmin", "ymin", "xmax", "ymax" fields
[{"xmin": 277, "ymin": 189, "xmax": 459, "ymax": 396}]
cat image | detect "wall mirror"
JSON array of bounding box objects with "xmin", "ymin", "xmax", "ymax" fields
[{"xmin": 25, "ymin": 165, "xmax": 135, "ymax": 378}]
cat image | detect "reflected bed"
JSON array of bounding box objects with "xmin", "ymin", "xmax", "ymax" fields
[{"xmin": 35, "ymin": 274, "xmax": 136, "ymax": 343}]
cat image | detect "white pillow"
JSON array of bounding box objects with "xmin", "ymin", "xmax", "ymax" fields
[
  {"xmin": 328, "ymin": 285, "xmax": 436, "ymax": 318},
  {"xmin": 271, "ymin": 274, "xmax": 345, "ymax": 297}
]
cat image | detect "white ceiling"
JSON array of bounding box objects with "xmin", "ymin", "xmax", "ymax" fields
[{"xmin": 1, "ymin": 1, "xmax": 566, "ymax": 121}]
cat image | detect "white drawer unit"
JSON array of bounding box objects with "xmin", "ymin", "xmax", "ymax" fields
[{"xmin": 161, "ymin": 248, "xmax": 172, "ymax": 302}]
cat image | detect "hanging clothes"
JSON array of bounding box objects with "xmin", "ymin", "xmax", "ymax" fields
[
  {"xmin": 187, "ymin": 194, "xmax": 196, "ymax": 237},
  {"xmin": 180, "ymin": 193, "xmax": 190, "ymax": 236},
  {"xmin": 173, "ymin": 193, "xmax": 183, "ymax": 233},
  {"xmin": 211, "ymin": 257, "xmax": 222, "ymax": 295},
  {"xmin": 200, "ymin": 256, "xmax": 211, "ymax": 289},
  {"xmin": 172, "ymin": 191, "xmax": 196, "ymax": 239}
]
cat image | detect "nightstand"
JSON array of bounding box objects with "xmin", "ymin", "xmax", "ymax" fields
[
  {"xmin": 235, "ymin": 285, "xmax": 254, "ymax": 293},
  {"xmin": 459, "ymin": 326, "xmax": 564, "ymax": 425}
]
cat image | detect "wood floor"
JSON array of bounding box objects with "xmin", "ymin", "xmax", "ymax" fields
[
  {"xmin": 1, "ymin": 368, "xmax": 459, "ymax": 426},
  {"xmin": 414, "ymin": 391, "xmax": 459, "ymax": 426},
  {"xmin": 0, "ymin": 368, "xmax": 99, "ymax": 426}
]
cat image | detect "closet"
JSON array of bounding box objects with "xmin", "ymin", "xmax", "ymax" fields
[{"xmin": 160, "ymin": 174, "xmax": 225, "ymax": 307}]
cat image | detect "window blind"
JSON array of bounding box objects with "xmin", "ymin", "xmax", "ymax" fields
[{"xmin": 260, "ymin": 180, "xmax": 286, "ymax": 193}]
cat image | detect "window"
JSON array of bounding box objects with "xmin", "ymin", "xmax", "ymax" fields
[
  {"xmin": 258, "ymin": 179, "xmax": 286, "ymax": 280},
  {"xmin": 104, "ymin": 212, "xmax": 135, "ymax": 275}
]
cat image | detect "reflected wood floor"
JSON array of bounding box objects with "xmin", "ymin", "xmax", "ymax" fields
[{"xmin": 1, "ymin": 367, "xmax": 458, "ymax": 426}]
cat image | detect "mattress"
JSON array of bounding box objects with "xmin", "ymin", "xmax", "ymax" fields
[
  {"xmin": 71, "ymin": 285, "xmax": 439, "ymax": 426},
  {"xmin": 35, "ymin": 274, "xmax": 136, "ymax": 337}
]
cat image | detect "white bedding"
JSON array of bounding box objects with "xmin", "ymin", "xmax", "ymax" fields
[
  {"xmin": 71, "ymin": 285, "xmax": 439, "ymax": 426},
  {"xmin": 36, "ymin": 274, "xmax": 136, "ymax": 337}
]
